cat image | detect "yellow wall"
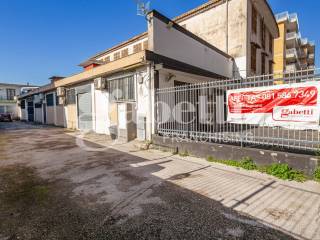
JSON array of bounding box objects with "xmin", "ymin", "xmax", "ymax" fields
[{"xmin": 273, "ymin": 22, "xmax": 286, "ymax": 74}]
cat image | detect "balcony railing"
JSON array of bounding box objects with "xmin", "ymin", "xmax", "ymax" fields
[
  {"xmin": 286, "ymin": 32, "xmax": 300, "ymax": 40},
  {"xmin": 0, "ymin": 99, "xmax": 16, "ymax": 103},
  {"xmin": 286, "ymin": 63, "xmax": 298, "ymax": 72},
  {"xmin": 286, "ymin": 48, "xmax": 298, "ymax": 59},
  {"xmin": 275, "ymin": 12, "xmax": 298, "ymax": 23}
]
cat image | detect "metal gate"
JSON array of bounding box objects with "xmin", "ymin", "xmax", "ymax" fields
[
  {"xmin": 77, "ymin": 91, "xmax": 92, "ymax": 130},
  {"xmin": 27, "ymin": 101, "xmax": 34, "ymax": 122},
  {"xmin": 155, "ymin": 69, "xmax": 320, "ymax": 152}
]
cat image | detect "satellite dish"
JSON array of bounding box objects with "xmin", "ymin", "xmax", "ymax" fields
[{"xmin": 136, "ymin": 0, "xmax": 150, "ymax": 16}]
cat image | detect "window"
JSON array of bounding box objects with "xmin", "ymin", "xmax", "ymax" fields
[
  {"xmin": 269, "ymin": 60, "xmax": 273, "ymax": 74},
  {"xmin": 261, "ymin": 19, "xmax": 265, "ymax": 49},
  {"xmin": 108, "ymin": 75, "xmax": 135, "ymax": 102},
  {"xmin": 251, "ymin": 44, "xmax": 257, "ymax": 73},
  {"xmin": 21, "ymin": 100, "xmax": 25, "ymax": 109},
  {"xmin": 269, "ymin": 32, "xmax": 273, "ymax": 53},
  {"xmin": 104, "ymin": 56, "xmax": 111, "ymax": 63},
  {"xmin": 6, "ymin": 89, "xmax": 16, "ymax": 100},
  {"xmin": 35, "ymin": 103, "xmax": 42, "ymax": 108},
  {"xmin": 114, "ymin": 52, "xmax": 121, "ymax": 60},
  {"xmin": 133, "ymin": 43, "xmax": 142, "ymax": 53},
  {"xmin": 46, "ymin": 93, "xmax": 54, "ymax": 106},
  {"xmin": 66, "ymin": 89, "xmax": 76, "ymax": 105},
  {"xmin": 121, "ymin": 48, "xmax": 129, "ymax": 58},
  {"xmin": 143, "ymin": 40, "xmax": 148, "ymax": 50},
  {"xmin": 261, "ymin": 54, "xmax": 266, "ymax": 74},
  {"xmin": 252, "ymin": 6, "xmax": 257, "ymax": 34}
]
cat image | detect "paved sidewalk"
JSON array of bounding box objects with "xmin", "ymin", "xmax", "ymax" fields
[{"xmin": 78, "ymin": 133, "xmax": 320, "ymax": 240}]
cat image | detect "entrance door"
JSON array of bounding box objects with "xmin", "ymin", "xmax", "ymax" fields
[
  {"xmin": 27, "ymin": 101, "xmax": 34, "ymax": 122},
  {"xmin": 77, "ymin": 92, "xmax": 92, "ymax": 130}
]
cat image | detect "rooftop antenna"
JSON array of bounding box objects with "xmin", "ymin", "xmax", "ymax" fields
[{"xmin": 136, "ymin": 0, "xmax": 151, "ymax": 18}]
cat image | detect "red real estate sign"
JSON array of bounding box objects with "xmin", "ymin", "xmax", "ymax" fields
[{"xmin": 227, "ymin": 82, "xmax": 320, "ymax": 129}]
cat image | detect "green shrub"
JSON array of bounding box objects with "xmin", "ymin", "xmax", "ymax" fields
[
  {"xmin": 314, "ymin": 167, "xmax": 320, "ymax": 182},
  {"xmin": 179, "ymin": 151, "xmax": 189, "ymax": 157},
  {"xmin": 266, "ymin": 163, "xmax": 306, "ymax": 182},
  {"xmin": 239, "ymin": 157, "xmax": 257, "ymax": 170},
  {"xmin": 315, "ymin": 147, "xmax": 320, "ymax": 158},
  {"xmin": 207, "ymin": 156, "xmax": 257, "ymax": 170}
]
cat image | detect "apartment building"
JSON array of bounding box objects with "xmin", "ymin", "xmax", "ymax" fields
[
  {"xmin": 18, "ymin": 0, "xmax": 278, "ymax": 141},
  {"xmin": 0, "ymin": 82, "xmax": 37, "ymax": 118},
  {"xmin": 274, "ymin": 12, "xmax": 315, "ymax": 73}
]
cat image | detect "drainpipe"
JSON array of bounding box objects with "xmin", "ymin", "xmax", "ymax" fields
[
  {"xmin": 147, "ymin": 62, "xmax": 153, "ymax": 140},
  {"xmin": 226, "ymin": 0, "xmax": 229, "ymax": 54}
]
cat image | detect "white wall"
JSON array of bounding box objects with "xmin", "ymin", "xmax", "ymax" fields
[
  {"xmin": 34, "ymin": 108, "xmax": 42, "ymax": 123},
  {"xmin": 148, "ymin": 14, "xmax": 234, "ymax": 79},
  {"xmin": 94, "ymin": 89, "xmax": 110, "ymax": 134}
]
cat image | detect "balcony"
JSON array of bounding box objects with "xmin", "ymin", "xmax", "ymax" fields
[
  {"xmin": 286, "ymin": 63, "xmax": 299, "ymax": 72},
  {"xmin": 286, "ymin": 32, "xmax": 301, "ymax": 48},
  {"xmin": 276, "ymin": 12, "xmax": 299, "ymax": 31},
  {"xmin": 308, "ymin": 54, "xmax": 315, "ymax": 65},
  {"xmin": 286, "ymin": 32, "xmax": 300, "ymax": 40},
  {"xmin": 286, "ymin": 48, "xmax": 298, "ymax": 61}
]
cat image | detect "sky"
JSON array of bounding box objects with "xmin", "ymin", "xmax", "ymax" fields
[{"xmin": 0, "ymin": 0, "xmax": 318, "ymax": 86}]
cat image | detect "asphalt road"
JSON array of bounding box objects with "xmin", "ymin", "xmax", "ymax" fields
[{"xmin": 0, "ymin": 122, "xmax": 296, "ymax": 240}]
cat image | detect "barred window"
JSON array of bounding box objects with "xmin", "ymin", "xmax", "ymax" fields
[
  {"xmin": 66, "ymin": 89, "xmax": 76, "ymax": 105},
  {"xmin": 261, "ymin": 53, "xmax": 266, "ymax": 74},
  {"xmin": 252, "ymin": 6, "xmax": 257, "ymax": 34},
  {"xmin": 108, "ymin": 75, "xmax": 135, "ymax": 102},
  {"xmin": 133, "ymin": 43, "xmax": 142, "ymax": 53},
  {"xmin": 114, "ymin": 52, "xmax": 121, "ymax": 60},
  {"xmin": 6, "ymin": 89, "xmax": 16, "ymax": 100},
  {"xmin": 251, "ymin": 44, "xmax": 257, "ymax": 73},
  {"xmin": 261, "ymin": 19, "xmax": 265, "ymax": 49},
  {"xmin": 269, "ymin": 32, "xmax": 273, "ymax": 53},
  {"xmin": 121, "ymin": 48, "xmax": 129, "ymax": 58},
  {"xmin": 269, "ymin": 60, "xmax": 273, "ymax": 74}
]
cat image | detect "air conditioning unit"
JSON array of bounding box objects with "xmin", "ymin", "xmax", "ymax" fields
[
  {"xmin": 57, "ymin": 87, "xmax": 65, "ymax": 97},
  {"xmin": 94, "ymin": 77, "xmax": 108, "ymax": 90},
  {"xmin": 58, "ymin": 96, "xmax": 66, "ymax": 105},
  {"xmin": 39, "ymin": 93, "xmax": 44, "ymax": 100}
]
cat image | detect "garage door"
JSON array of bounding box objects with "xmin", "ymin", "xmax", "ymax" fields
[{"xmin": 77, "ymin": 92, "xmax": 92, "ymax": 130}]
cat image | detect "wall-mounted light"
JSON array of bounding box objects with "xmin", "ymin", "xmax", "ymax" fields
[
  {"xmin": 137, "ymin": 74, "xmax": 144, "ymax": 84},
  {"xmin": 167, "ymin": 21, "xmax": 174, "ymax": 29},
  {"xmin": 166, "ymin": 73, "xmax": 175, "ymax": 82}
]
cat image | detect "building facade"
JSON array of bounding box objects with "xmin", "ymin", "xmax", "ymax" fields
[
  {"xmin": 18, "ymin": 0, "xmax": 278, "ymax": 141},
  {"xmin": 0, "ymin": 83, "xmax": 37, "ymax": 119},
  {"xmin": 274, "ymin": 12, "xmax": 315, "ymax": 73}
]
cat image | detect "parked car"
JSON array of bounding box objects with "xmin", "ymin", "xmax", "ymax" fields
[{"xmin": 0, "ymin": 113, "xmax": 12, "ymax": 122}]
